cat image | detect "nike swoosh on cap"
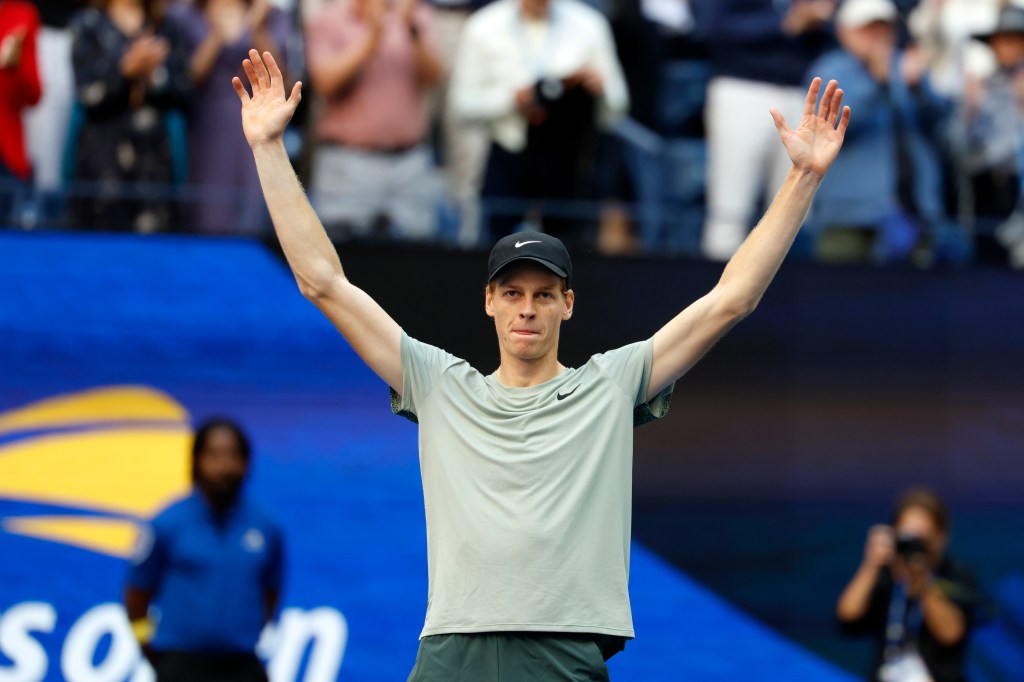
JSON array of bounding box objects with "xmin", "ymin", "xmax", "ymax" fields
[{"xmin": 515, "ymin": 241, "xmax": 542, "ymax": 248}]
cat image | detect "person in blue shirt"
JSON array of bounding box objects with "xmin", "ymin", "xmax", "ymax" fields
[{"xmin": 125, "ymin": 417, "xmax": 285, "ymax": 682}]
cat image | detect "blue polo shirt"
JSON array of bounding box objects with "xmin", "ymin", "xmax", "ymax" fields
[{"xmin": 127, "ymin": 491, "xmax": 285, "ymax": 653}]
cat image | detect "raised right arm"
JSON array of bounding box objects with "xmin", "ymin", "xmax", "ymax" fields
[{"xmin": 234, "ymin": 50, "xmax": 402, "ymax": 389}]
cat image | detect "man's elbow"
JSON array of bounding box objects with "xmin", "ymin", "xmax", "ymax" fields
[
  {"xmin": 716, "ymin": 295, "xmax": 759, "ymax": 323},
  {"xmin": 296, "ymin": 265, "xmax": 343, "ymax": 302}
]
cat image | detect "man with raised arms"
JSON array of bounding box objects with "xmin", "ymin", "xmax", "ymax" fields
[{"xmin": 233, "ymin": 49, "xmax": 850, "ymax": 680}]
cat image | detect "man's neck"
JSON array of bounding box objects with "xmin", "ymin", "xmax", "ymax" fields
[{"xmin": 494, "ymin": 354, "xmax": 564, "ymax": 387}]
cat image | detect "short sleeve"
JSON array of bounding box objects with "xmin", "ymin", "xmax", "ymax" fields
[
  {"xmin": 125, "ymin": 519, "xmax": 168, "ymax": 591},
  {"xmin": 592, "ymin": 338, "xmax": 673, "ymax": 427},
  {"xmin": 389, "ymin": 332, "xmax": 460, "ymax": 423}
]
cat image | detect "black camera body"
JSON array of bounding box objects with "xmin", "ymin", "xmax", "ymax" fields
[{"xmin": 895, "ymin": 534, "xmax": 928, "ymax": 559}]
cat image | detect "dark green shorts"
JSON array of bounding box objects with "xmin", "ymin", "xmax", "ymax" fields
[{"xmin": 407, "ymin": 632, "xmax": 625, "ymax": 681}]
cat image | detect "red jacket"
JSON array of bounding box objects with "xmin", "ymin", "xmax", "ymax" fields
[{"xmin": 0, "ymin": 0, "xmax": 41, "ymax": 179}]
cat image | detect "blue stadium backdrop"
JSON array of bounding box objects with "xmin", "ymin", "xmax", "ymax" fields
[{"xmin": 1, "ymin": 231, "xmax": 1022, "ymax": 681}]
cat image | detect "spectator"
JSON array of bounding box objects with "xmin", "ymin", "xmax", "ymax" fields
[
  {"xmin": 806, "ymin": 0, "xmax": 954, "ymax": 264},
  {"xmin": 170, "ymin": 0, "xmax": 290, "ymax": 235},
  {"xmin": 450, "ymin": 0, "xmax": 629, "ymax": 244},
  {"xmin": 837, "ymin": 488, "xmax": 982, "ymax": 682},
  {"xmin": 596, "ymin": 0, "xmax": 704, "ymax": 255},
  {"xmin": 306, "ymin": 0, "xmax": 444, "ymax": 241},
  {"xmin": 24, "ymin": 0, "xmax": 81, "ymax": 229},
  {"xmin": 68, "ymin": 0, "xmax": 191, "ymax": 233},
  {"xmin": 695, "ymin": 0, "xmax": 836, "ymax": 261},
  {"xmin": 950, "ymin": 5, "xmax": 1024, "ymax": 235},
  {"xmin": 126, "ymin": 418, "xmax": 284, "ymax": 682},
  {"xmin": 0, "ymin": 0, "xmax": 41, "ymax": 227},
  {"xmin": 431, "ymin": 0, "xmax": 490, "ymax": 248}
]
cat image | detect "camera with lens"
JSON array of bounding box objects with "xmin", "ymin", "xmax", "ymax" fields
[{"xmin": 895, "ymin": 533, "xmax": 928, "ymax": 559}]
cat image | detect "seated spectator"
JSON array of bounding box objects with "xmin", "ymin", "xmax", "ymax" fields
[
  {"xmin": 306, "ymin": 0, "xmax": 444, "ymax": 242},
  {"xmin": 695, "ymin": 0, "xmax": 836, "ymax": 261},
  {"xmin": 805, "ymin": 0, "xmax": 954, "ymax": 264},
  {"xmin": 837, "ymin": 487, "xmax": 982, "ymax": 682},
  {"xmin": 68, "ymin": 0, "xmax": 191, "ymax": 233},
  {"xmin": 170, "ymin": 0, "xmax": 290, "ymax": 235},
  {"xmin": 0, "ymin": 0, "xmax": 41, "ymax": 227},
  {"xmin": 450, "ymin": 0, "xmax": 629, "ymax": 244}
]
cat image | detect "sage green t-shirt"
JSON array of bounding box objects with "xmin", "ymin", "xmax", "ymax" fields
[{"xmin": 392, "ymin": 332, "xmax": 674, "ymax": 639}]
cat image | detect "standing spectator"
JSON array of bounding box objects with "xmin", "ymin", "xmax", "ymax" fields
[
  {"xmin": 170, "ymin": 0, "xmax": 290, "ymax": 235},
  {"xmin": 306, "ymin": 0, "xmax": 444, "ymax": 241},
  {"xmin": 450, "ymin": 0, "xmax": 629, "ymax": 244},
  {"xmin": 837, "ymin": 488, "xmax": 982, "ymax": 682},
  {"xmin": 24, "ymin": 0, "xmax": 81, "ymax": 229},
  {"xmin": 0, "ymin": 0, "xmax": 41, "ymax": 227},
  {"xmin": 695, "ymin": 0, "xmax": 836, "ymax": 260},
  {"xmin": 126, "ymin": 418, "xmax": 284, "ymax": 682},
  {"xmin": 950, "ymin": 5, "xmax": 1024, "ymax": 235},
  {"xmin": 431, "ymin": 0, "xmax": 490, "ymax": 247},
  {"xmin": 806, "ymin": 0, "xmax": 953, "ymax": 264},
  {"xmin": 68, "ymin": 0, "xmax": 191, "ymax": 233}
]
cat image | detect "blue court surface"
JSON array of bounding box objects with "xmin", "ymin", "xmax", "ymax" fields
[{"xmin": 0, "ymin": 232, "xmax": 859, "ymax": 681}]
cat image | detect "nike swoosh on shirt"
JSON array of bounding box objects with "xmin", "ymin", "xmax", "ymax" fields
[
  {"xmin": 515, "ymin": 241, "xmax": 542, "ymax": 248},
  {"xmin": 556, "ymin": 385, "xmax": 581, "ymax": 400}
]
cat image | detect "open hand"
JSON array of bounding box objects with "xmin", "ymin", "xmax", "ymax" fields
[
  {"xmin": 770, "ymin": 77, "xmax": 850, "ymax": 179},
  {"xmin": 233, "ymin": 50, "xmax": 302, "ymax": 149}
]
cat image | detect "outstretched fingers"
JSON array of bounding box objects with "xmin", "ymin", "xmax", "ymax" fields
[
  {"xmin": 769, "ymin": 107, "xmax": 790, "ymax": 136},
  {"xmin": 816, "ymin": 79, "xmax": 838, "ymax": 120},
  {"xmin": 232, "ymin": 76, "xmax": 249, "ymax": 104},
  {"xmin": 827, "ymin": 88, "xmax": 844, "ymax": 126},
  {"xmin": 837, "ymin": 105, "xmax": 852, "ymax": 136},
  {"xmin": 803, "ymin": 77, "xmax": 822, "ymax": 119},
  {"xmin": 263, "ymin": 51, "xmax": 286, "ymax": 89},
  {"xmin": 249, "ymin": 49, "xmax": 271, "ymax": 92}
]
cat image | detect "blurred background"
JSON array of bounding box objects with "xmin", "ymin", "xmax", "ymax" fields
[{"xmin": 2, "ymin": 0, "xmax": 1024, "ymax": 680}]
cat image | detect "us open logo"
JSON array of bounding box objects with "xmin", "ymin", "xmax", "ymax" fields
[{"xmin": 0, "ymin": 386, "xmax": 347, "ymax": 682}]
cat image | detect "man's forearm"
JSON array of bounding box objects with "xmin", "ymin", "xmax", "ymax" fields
[
  {"xmin": 714, "ymin": 168, "xmax": 820, "ymax": 312},
  {"xmin": 252, "ymin": 140, "xmax": 345, "ymax": 294},
  {"xmin": 410, "ymin": 33, "xmax": 442, "ymax": 86},
  {"xmin": 309, "ymin": 33, "xmax": 378, "ymax": 95},
  {"xmin": 922, "ymin": 585, "xmax": 967, "ymax": 646},
  {"xmin": 837, "ymin": 563, "xmax": 879, "ymax": 622}
]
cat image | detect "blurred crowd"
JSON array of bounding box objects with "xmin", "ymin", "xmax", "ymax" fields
[{"xmin": 4, "ymin": 0, "xmax": 1024, "ymax": 267}]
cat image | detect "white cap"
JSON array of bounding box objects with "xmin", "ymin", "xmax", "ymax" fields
[{"xmin": 836, "ymin": 0, "xmax": 898, "ymax": 29}]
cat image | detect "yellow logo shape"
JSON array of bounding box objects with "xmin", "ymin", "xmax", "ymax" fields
[{"xmin": 0, "ymin": 386, "xmax": 191, "ymax": 557}]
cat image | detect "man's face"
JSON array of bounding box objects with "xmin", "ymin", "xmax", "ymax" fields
[
  {"xmin": 485, "ymin": 263, "xmax": 574, "ymax": 363},
  {"xmin": 895, "ymin": 505, "xmax": 946, "ymax": 567},
  {"xmin": 195, "ymin": 426, "xmax": 248, "ymax": 507},
  {"xmin": 989, "ymin": 32, "xmax": 1024, "ymax": 69},
  {"xmin": 839, "ymin": 20, "xmax": 896, "ymax": 62}
]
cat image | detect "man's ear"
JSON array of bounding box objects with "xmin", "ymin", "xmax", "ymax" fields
[
  {"xmin": 562, "ymin": 289, "xmax": 575, "ymax": 320},
  {"xmin": 484, "ymin": 285, "xmax": 495, "ymax": 318}
]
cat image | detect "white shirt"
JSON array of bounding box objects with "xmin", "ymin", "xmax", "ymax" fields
[{"xmin": 450, "ymin": 0, "xmax": 629, "ymax": 152}]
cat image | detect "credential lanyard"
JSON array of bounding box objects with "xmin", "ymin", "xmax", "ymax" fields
[{"xmin": 884, "ymin": 582, "xmax": 924, "ymax": 660}]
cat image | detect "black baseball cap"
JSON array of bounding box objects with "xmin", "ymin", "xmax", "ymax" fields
[{"xmin": 487, "ymin": 230, "xmax": 573, "ymax": 285}]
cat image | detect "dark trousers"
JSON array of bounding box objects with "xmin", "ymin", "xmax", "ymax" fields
[
  {"xmin": 152, "ymin": 651, "xmax": 268, "ymax": 682},
  {"xmin": 481, "ymin": 86, "xmax": 598, "ymax": 242}
]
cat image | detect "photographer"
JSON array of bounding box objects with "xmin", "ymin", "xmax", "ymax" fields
[{"xmin": 837, "ymin": 488, "xmax": 982, "ymax": 682}]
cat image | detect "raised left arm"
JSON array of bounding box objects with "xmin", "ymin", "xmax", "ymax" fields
[{"xmin": 647, "ymin": 78, "xmax": 850, "ymax": 401}]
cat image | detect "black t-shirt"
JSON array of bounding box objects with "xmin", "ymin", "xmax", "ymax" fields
[{"xmin": 840, "ymin": 559, "xmax": 981, "ymax": 682}]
